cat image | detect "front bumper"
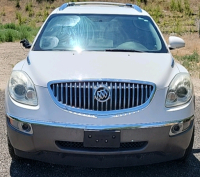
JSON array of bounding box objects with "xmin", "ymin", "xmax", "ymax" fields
[{"xmin": 7, "ymin": 114, "xmax": 194, "ymax": 168}]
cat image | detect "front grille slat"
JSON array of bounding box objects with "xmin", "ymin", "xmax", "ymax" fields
[
  {"xmin": 137, "ymin": 84, "xmax": 139, "ymax": 106},
  {"xmin": 149, "ymin": 85, "xmax": 151, "ymax": 97},
  {"xmin": 56, "ymin": 141, "xmax": 148, "ymax": 151},
  {"xmin": 101, "ymin": 82, "xmax": 104, "ymax": 111},
  {"xmin": 115, "ymin": 83, "xmax": 117, "ymax": 110},
  {"xmin": 74, "ymin": 83, "xmax": 77, "ymax": 107},
  {"xmin": 119, "ymin": 83, "xmax": 122, "ymax": 109},
  {"xmin": 97, "ymin": 82, "xmax": 99, "ymax": 111},
  {"xmin": 123, "ymin": 83, "xmax": 126, "ymax": 109},
  {"xmin": 106, "ymin": 82, "xmax": 108, "ymax": 111},
  {"xmin": 88, "ymin": 82, "xmax": 90, "ymax": 110},
  {"xmin": 79, "ymin": 83, "xmax": 81, "ymax": 108},
  {"xmin": 61, "ymin": 83, "xmax": 63, "ymax": 103},
  {"xmin": 66, "ymin": 83, "xmax": 68, "ymax": 105},
  {"xmin": 128, "ymin": 83, "xmax": 130, "ymax": 108},
  {"xmin": 70, "ymin": 83, "xmax": 72, "ymax": 106},
  {"xmin": 141, "ymin": 85, "xmax": 143, "ymax": 104},
  {"xmin": 50, "ymin": 80, "xmax": 154, "ymax": 112},
  {"xmin": 132, "ymin": 83, "xmax": 135, "ymax": 107},
  {"xmin": 110, "ymin": 82, "xmax": 112, "ymax": 110},
  {"xmin": 92, "ymin": 82, "xmax": 94, "ymax": 110},
  {"xmin": 145, "ymin": 85, "xmax": 148, "ymax": 102},
  {"xmin": 57, "ymin": 84, "xmax": 59, "ymax": 101},
  {"xmin": 53, "ymin": 84, "xmax": 56, "ymax": 97},
  {"xmin": 83, "ymin": 82, "xmax": 86, "ymax": 109}
]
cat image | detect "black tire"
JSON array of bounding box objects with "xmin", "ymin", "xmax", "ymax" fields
[
  {"xmin": 7, "ymin": 135, "xmax": 21, "ymax": 161},
  {"xmin": 178, "ymin": 128, "xmax": 194, "ymax": 162}
]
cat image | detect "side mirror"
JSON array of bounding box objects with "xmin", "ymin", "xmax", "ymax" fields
[
  {"xmin": 20, "ymin": 39, "xmax": 32, "ymax": 49},
  {"xmin": 168, "ymin": 36, "xmax": 185, "ymax": 50}
]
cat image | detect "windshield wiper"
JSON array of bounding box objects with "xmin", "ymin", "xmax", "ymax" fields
[{"xmin": 105, "ymin": 49, "xmax": 144, "ymax": 52}]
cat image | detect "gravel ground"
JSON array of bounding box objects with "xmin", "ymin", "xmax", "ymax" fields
[{"xmin": 0, "ymin": 42, "xmax": 200, "ymax": 177}]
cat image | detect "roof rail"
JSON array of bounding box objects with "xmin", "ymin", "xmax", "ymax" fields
[
  {"xmin": 58, "ymin": 2, "xmax": 142, "ymax": 13},
  {"xmin": 59, "ymin": 3, "xmax": 68, "ymax": 11}
]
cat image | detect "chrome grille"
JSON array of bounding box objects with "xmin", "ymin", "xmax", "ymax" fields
[{"xmin": 49, "ymin": 80, "xmax": 155, "ymax": 112}]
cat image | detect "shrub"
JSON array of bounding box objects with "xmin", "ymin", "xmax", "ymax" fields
[
  {"xmin": 0, "ymin": 8, "xmax": 6, "ymax": 16},
  {"xmin": 36, "ymin": 0, "xmax": 55, "ymax": 3},
  {"xmin": 4, "ymin": 23, "xmax": 16, "ymax": 30},
  {"xmin": 150, "ymin": 6, "xmax": 163, "ymax": 23},
  {"xmin": 175, "ymin": 51, "xmax": 200, "ymax": 71},
  {"xmin": 177, "ymin": 0, "xmax": 183, "ymax": 13},
  {"xmin": 43, "ymin": 10, "xmax": 49, "ymax": 22},
  {"xmin": 15, "ymin": 12, "xmax": 27, "ymax": 25},
  {"xmin": 139, "ymin": 0, "xmax": 147, "ymax": 5},
  {"xmin": 29, "ymin": 10, "xmax": 34, "ymax": 17},
  {"xmin": 184, "ymin": 0, "xmax": 192, "ymax": 16},
  {"xmin": 170, "ymin": 0, "xmax": 176, "ymax": 11},
  {"xmin": 0, "ymin": 31, "xmax": 6, "ymax": 42},
  {"xmin": 180, "ymin": 51, "xmax": 199, "ymax": 63},
  {"xmin": 16, "ymin": 0, "xmax": 20, "ymax": 8},
  {"xmin": 0, "ymin": 23, "xmax": 39, "ymax": 43},
  {"xmin": 198, "ymin": 6, "xmax": 200, "ymax": 18},
  {"xmin": 173, "ymin": 19, "xmax": 182, "ymax": 34},
  {"xmin": 36, "ymin": 11, "xmax": 42, "ymax": 17},
  {"xmin": 4, "ymin": 29, "xmax": 18, "ymax": 42},
  {"xmin": 25, "ymin": 3, "xmax": 32, "ymax": 12}
]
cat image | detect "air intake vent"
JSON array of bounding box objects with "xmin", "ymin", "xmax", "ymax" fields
[{"xmin": 55, "ymin": 141, "xmax": 148, "ymax": 151}]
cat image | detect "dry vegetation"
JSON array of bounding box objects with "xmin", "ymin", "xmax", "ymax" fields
[
  {"xmin": 0, "ymin": 0, "xmax": 200, "ymax": 77},
  {"xmin": 0, "ymin": 0, "xmax": 200, "ymax": 33}
]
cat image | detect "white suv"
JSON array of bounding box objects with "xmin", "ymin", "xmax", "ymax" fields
[{"xmin": 5, "ymin": 2, "xmax": 195, "ymax": 168}]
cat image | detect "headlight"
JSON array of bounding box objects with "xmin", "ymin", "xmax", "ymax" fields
[
  {"xmin": 165, "ymin": 73, "xmax": 193, "ymax": 107},
  {"xmin": 9, "ymin": 71, "xmax": 38, "ymax": 106}
]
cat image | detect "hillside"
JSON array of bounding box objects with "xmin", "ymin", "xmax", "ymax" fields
[
  {"xmin": 0, "ymin": 0, "xmax": 200, "ymax": 77},
  {"xmin": 0, "ymin": 0, "xmax": 200, "ymax": 34}
]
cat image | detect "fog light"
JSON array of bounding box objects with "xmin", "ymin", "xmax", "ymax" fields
[
  {"xmin": 169, "ymin": 116, "xmax": 194, "ymax": 136},
  {"xmin": 22, "ymin": 123, "xmax": 31, "ymax": 132},
  {"xmin": 8, "ymin": 116, "xmax": 33, "ymax": 135},
  {"xmin": 171, "ymin": 124, "xmax": 182, "ymax": 133},
  {"xmin": 173, "ymin": 125, "xmax": 180, "ymax": 131},
  {"xmin": 18, "ymin": 122, "xmax": 33, "ymax": 134}
]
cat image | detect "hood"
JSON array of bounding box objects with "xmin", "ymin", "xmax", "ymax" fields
[{"xmin": 22, "ymin": 51, "xmax": 179, "ymax": 89}]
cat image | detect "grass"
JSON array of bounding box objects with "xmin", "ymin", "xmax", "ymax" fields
[
  {"xmin": 0, "ymin": 23, "xmax": 39, "ymax": 42},
  {"xmin": 0, "ymin": 8, "xmax": 6, "ymax": 17},
  {"xmin": 140, "ymin": 0, "xmax": 197, "ymax": 34},
  {"xmin": 0, "ymin": 0, "xmax": 198, "ymax": 35},
  {"xmin": 175, "ymin": 51, "xmax": 200, "ymax": 74}
]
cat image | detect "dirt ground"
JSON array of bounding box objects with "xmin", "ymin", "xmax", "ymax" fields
[
  {"xmin": 0, "ymin": 35, "xmax": 200, "ymax": 176},
  {"xmin": 0, "ymin": 42, "xmax": 27, "ymax": 90}
]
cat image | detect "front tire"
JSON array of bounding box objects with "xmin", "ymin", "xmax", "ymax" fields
[
  {"xmin": 7, "ymin": 135, "xmax": 21, "ymax": 161},
  {"xmin": 179, "ymin": 128, "xmax": 194, "ymax": 162}
]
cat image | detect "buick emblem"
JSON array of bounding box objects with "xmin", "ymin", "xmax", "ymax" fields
[{"xmin": 94, "ymin": 85, "xmax": 110, "ymax": 102}]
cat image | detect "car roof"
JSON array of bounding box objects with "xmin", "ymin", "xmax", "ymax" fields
[{"xmin": 51, "ymin": 2, "xmax": 150, "ymax": 16}]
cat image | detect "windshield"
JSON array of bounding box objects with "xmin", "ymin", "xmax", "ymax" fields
[{"xmin": 33, "ymin": 14, "xmax": 168, "ymax": 53}]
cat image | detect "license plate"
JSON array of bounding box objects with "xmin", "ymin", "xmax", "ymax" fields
[{"xmin": 84, "ymin": 130, "xmax": 120, "ymax": 148}]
